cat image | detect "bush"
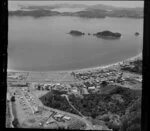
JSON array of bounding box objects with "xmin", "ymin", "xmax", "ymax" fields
[
  {"xmin": 11, "ymin": 96, "xmax": 15, "ymax": 102},
  {"xmin": 12, "ymin": 118, "xmax": 20, "ymax": 128},
  {"xmin": 107, "ymin": 122, "xmax": 120, "ymax": 131},
  {"xmin": 126, "ymin": 124, "xmax": 141, "ymax": 131},
  {"xmin": 68, "ymin": 120, "xmax": 86, "ymax": 130}
]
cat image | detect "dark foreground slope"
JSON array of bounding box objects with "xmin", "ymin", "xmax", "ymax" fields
[
  {"xmin": 120, "ymin": 97, "xmax": 141, "ymax": 131},
  {"xmin": 40, "ymin": 86, "xmax": 141, "ymax": 130}
]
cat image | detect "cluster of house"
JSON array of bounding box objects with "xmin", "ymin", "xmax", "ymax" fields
[
  {"xmin": 19, "ymin": 86, "xmax": 72, "ymax": 124},
  {"xmin": 70, "ymin": 67, "xmax": 143, "ymax": 93},
  {"xmin": 38, "ymin": 110, "xmax": 72, "ymax": 127},
  {"xmin": 8, "ymin": 73, "xmax": 27, "ymax": 80},
  {"xmin": 33, "ymin": 80, "xmax": 111, "ymax": 96},
  {"xmin": 73, "ymin": 70, "xmax": 124, "ymax": 88},
  {"xmin": 30, "ymin": 65, "xmax": 142, "ymax": 99},
  {"xmin": 33, "ymin": 82, "xmax": 90, "ymax": 97},
  {"xmin": 19, "ymin": 88, "xmax": 72, "ymax": 127},
  {"xmin": 8, "ymin": 82, "xmax": 29, "ymax": 87},
  {"xmin": 22, "ymin": 88, "xmax": 39, "ymax": 114},
  {"xmin": 13, "ymin": 88, "xmax": 38, "ymax": 117},
  {"xmin": 8, "ymin": 75, "xmax": 20, "ymax": 80},
  {"xmin": 33, "ymin": 82, "xmax": 85, "ymax": 97},
  {"xmin": 16, "ymin": 94, "xmax": 28, "ymax": 108},
  {"xmin": 33, "ymin": 83, "xmax": 70, "ymax": 91},
  {"xmin": 72, "ymin": 68, "xmax": 120, "ymax": 82}
]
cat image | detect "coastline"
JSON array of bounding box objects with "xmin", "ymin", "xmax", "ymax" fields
[
  {"xmin": 7, "ymin": 53, "xmax": 142, "ymax": 75},
  {"xmin": 71, "ymin": 52, "xmax": 142, "ymax": 73},
  {"xmin": 7, "ymin": 52, "xmax": 142, "ymax": 74}
]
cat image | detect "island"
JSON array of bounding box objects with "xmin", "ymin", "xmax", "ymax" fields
[
  {"xmin": 93, "ymin": 31, "xmax": 121, "ymax": 39},
  {"xmin": 135, "ymin": 32, "xmax": 140, "ymax": 36},
  {"xmin": 69, "ymin": 30, "xmax": 85, "ymax": 36}
]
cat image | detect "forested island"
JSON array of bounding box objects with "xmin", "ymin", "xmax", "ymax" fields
[
  {"xmin": 69, "ymin": 30, "xmax": 121, "ymax": 39},
  {"xmin": 69, "ymin": 30, "xmax": 85, "ymax": 36},
  {"xmin": 93, "ymin": 31, "xmax": 121, "ymax": 39}
]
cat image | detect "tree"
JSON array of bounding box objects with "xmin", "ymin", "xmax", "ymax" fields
[
  {"xmin": 11, "ymin": 96, "xmax": 15, "ymax": 102},
  {"xmin": 120, "ymin": 98, "xmax": 141, "ymax": 131},
  {"xmin": 101, "ymin": 81, "xmax": 108, "ymax": 87},
  {"xmin": 12, "ymin": 118, "xmax": 20, "ymax": 128}
]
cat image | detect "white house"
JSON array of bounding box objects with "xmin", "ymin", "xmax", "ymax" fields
[
  {"xmin": 88, "ymin": 86, "xmax": 96, "ymax": 90},
  {"xmin": 54, "ymin": 113, "xmax": 64, "ymax": 118},
  {"xmin": 63, "ymin": 116, "xmax": 71, "ymax": 121}
]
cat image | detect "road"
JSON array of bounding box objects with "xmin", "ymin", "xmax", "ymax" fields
[
  {"xmin": 62, "ymin": 94, "xmax": 84, "ymax": 117},
  {"xmin": 62, "ymin": 94, "xmax": 96, "ymax": 130},
  {"xmin": 14, "ymin": 86, "xmax": 94, "ymax": 129}
]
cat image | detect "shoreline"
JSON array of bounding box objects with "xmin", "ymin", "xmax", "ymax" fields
[{"xmin": 7, "ymin": 52, "xmax": 142, "ymax": 74}]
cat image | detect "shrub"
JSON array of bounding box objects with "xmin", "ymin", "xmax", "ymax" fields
[
  {"xmin": 126, "ymin": 124, "xmax": 141, "ymax": 131},
  {"xmin": 68, "ymin": 120, "xmax": 86, "ymax": 130},
  {"xmin": 11, "ymin": 96, "xmax": 15, "ymax": 102},
  {"xmin": 12, "ymin": 118, "xmax": 20, "ymax": 128}
]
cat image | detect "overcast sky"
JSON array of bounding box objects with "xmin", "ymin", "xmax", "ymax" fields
[{"xmin": 9, "ymin": 1, "xmax": 144, "ymax": 8}]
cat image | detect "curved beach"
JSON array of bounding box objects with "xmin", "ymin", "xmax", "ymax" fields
[
  {"xmin": 8, "ymin": 53, "xmax": 142, "ymax": 73},
  {"xmin": 7, "ymin": 53, "xmax": 142, "ymax": 82}
]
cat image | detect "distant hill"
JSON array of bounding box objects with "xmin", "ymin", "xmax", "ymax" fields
[
  {"xmin": 9, "ymin": 9, "xmax": 61, "ymax": 18},
  {"xmin": 85, "ymin": 5, "xmax": 143, "ymax": 18},
  {"xmin": 19, "ymin": 4, "xmax": 88, "ymax": 10},
  {"xmin": 73, "ymin": 9, "xmax": 106, "ymax": 18},
  {"xmin": 85, "ymin": 4, "xmax": 118, "ymax": 11},
  {"xmin": 9, "ymin": 4, "xmax": 143, "ymax": 19}
]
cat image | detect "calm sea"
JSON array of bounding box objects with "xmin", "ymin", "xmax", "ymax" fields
[{"xmin": 8, "ymin": 2, "xmax": 143, "ymax": 71}]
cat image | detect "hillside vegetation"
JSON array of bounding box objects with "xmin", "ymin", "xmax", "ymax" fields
[{"xmin": 40, "ymin": 86, "xmax": 141, "ymax": 131}]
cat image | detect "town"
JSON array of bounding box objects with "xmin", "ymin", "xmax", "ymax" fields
[{"xmin": 6, "ymin": 56, "xmax": 142, "ymax": 130}]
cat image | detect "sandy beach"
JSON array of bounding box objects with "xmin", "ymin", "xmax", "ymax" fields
[
  {"xmin": 71, "ymin": 53, "xmax": 142, "ymax": 73},
  {"xmin": 7, "ymin": 53, "xmax": 142, "ymax": 82}
]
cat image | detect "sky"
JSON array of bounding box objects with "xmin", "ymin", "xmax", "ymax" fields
[{"xmin": 9, "ymin": 1, "xmax": 144, "ymax": 8}]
